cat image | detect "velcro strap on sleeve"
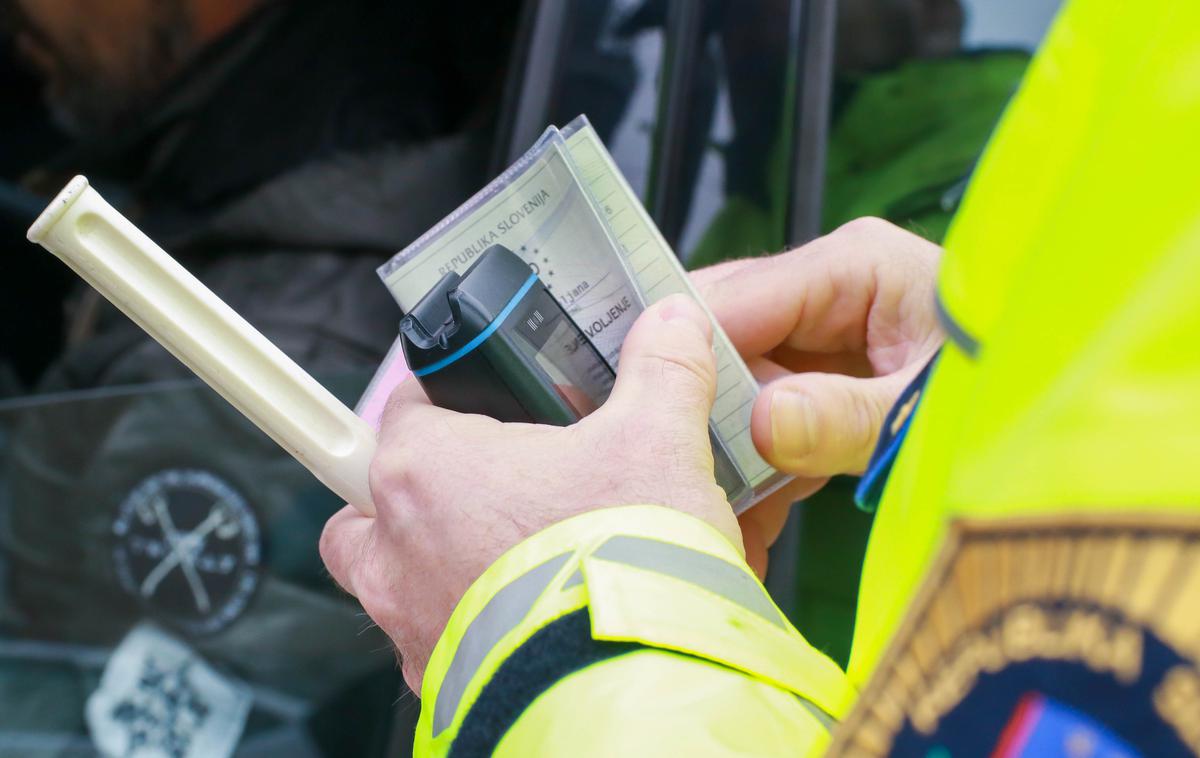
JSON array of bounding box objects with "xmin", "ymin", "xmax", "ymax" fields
[
  {"xmin": 415, "ymin": 505, "xmax": 854, "ymax": 757},
  {"xmin": 581, "ymin": 534, "xmax": 855, "ymax": 722}
]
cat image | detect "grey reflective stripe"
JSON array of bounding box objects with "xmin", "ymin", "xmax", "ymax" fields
[
  {"xmin": 433, "ymin": 552, "xmax": 571, "ymax": 736},
  {"xmin": 591, "ymin": 535, "xmax": 786, "ymax": 628},
  {"xmin": 935, "ymin": 292, "xmax": 981, "ymax": 359},
  {"xmin": 795, "ymin": 694, "xmax": 836, "ymax": 731},
  {"xmin": 561, "ymin": 568, "xmax": 584, "ymax": 590}
]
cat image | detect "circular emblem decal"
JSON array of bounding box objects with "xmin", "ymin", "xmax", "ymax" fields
[
  {"xmin": 113, "ymin": 469, "xmax": 262, "ymax": 635},
  {"xmin": 827, "ymin": 515, "xmax": 1200, "ymax": 758}
]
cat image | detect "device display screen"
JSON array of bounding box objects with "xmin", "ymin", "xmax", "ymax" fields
[{"xmin": 511, "ymin": 298, "xmax": 614, "ymax": 418}]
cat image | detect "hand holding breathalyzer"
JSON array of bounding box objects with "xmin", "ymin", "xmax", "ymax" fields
[
  {"xmin": 699, "ymin": 218, "xmax": 943, "ymax": 477},
  {"xmin": 23, "ymin": 178, "xmax": 742, "ymax": 695},
  {"xmin": 320, "ymin": 294, "xmax": 740, "ymax": 692},
  {"xmin": 698, "ymin": 218, "xmax": 944, "ymax": 575}
]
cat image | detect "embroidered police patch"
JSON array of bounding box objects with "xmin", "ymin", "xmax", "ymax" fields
[
  {"xmin": 827, "ymin": 515, "xmax": 1200, "ymax": 757},
  {"xmin": 112, "ymin": 469, "xmax": 262, "ymax": 636}
]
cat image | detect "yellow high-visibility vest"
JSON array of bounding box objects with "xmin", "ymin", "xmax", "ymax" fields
[{"xmin": 849, "ymin": 0, "xmax": 1200, "ymax": 686}]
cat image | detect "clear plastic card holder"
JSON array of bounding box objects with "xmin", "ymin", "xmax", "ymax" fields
[
  {"xmin": 365, "ymin": 117, "xmax": 788, "ymax": 512},
  {"xmin": 377, "ymin": 127, "xmax": 644, "ymax": 367},
  {"xmin": 558, "ymin": 116, "xmax": 792, "ymax": 511}
]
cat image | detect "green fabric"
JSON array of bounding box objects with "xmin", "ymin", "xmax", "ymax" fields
[
  {"xmin": 689, "ymin": 51, "xmax": 1030, "ymax": 273},
  {"xmin": 822, "ymin": 52, "xmax": 1030, "ymax": 240},
  {"xmin": 689, "ymin": 195, "xmax": 784, "ymax": 269},
  {"xmin": 788, "ymin": 477, "xmax": 873, "ymax": 668},
  {"xmin": 687, "ymin": 52, "xmax": 1029, "ymax": 668}
]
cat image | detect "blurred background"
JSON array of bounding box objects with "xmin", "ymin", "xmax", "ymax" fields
[{"xmin": 0, "ymin": 0, "xmax": 1061, "ymax": 755}]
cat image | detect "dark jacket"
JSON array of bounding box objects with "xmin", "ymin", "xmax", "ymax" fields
[
  {"xmin": 33, "ymin": 0, "xmax": 514, "ymax": 389},
  {"xmin": 1, "ymin": 2, "xmax": 515, "ymax": 754}
]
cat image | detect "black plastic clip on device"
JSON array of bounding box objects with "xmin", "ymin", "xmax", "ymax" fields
[{"xmin": 399, "ymin": 244, "xmax": 614, "ymax": 426}]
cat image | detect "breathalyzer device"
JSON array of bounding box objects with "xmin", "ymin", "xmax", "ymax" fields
[
  {"xmin": 400, "ymin": 245, "xmax": 615, "ymax": 425},
  {"xmin": 399, "ymin": 244, "xmax": 749, "ymax": 503}
]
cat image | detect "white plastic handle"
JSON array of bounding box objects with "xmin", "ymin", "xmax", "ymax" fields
[{"xmin": 28, "ymin": 176, "xmax": 377, "ymax": 516}]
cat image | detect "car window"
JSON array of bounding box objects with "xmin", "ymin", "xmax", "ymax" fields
[
  {"xmin": 0, "ymin": 376, "xmax": 408, "ymax": 757},
  {"xmin": 962, "ymin": 0, "xmax": 1064, "ymax": 49},
  {"xmin": 556, "ymin": 0, "xmax": 798, "ymax": 264}
]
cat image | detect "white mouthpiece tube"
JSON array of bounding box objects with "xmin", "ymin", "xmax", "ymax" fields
[{"xmin": 28, "ymin": 176, "xmax": 377, "ymax": 516}]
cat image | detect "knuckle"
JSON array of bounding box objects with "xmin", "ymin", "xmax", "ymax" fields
[
  {"xmin": 380, "ymin": 399, "xmax": 435, "ymax": 437},
  {"xmin": 317, "ymin": 521, "xmax": 340, "ymax": 569},
  {"xmin": 349, "ymin": 556, "xmax": 380, "ymax": 604},
  {"xmin": 846, "ymin": 386, "xmax": 885, "ymax": 460},
  {"xmin": 379, "ymin": 400, "xmax": 413, "ymax": 432},
  {"xmin": 835, "ymin": 215, "xmax": 892, "ymax": 239},
  {"xmin": 368, "ymin": 450, "xmax": 413, "ymax": 506},
  {"xmin": 349, "ymin": 556, "xmax": 399, "ymax": 631},
  {"xmin": 650, "ymin": 347, "xmax": 715, "ymax": 399},
  {"xmin": 401, "ymin": 655, "xmax": 427, "ymax": 694},
  {"xmin": 367, "ymin": 455, "xmax": 392, "ymax": 502}
]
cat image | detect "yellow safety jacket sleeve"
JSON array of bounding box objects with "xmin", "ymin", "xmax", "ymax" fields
[{"xmin": 413, "ymin": 505, "xmax": 856, "ymax": 756}]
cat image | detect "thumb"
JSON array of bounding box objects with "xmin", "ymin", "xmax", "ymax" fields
[
  {"xmin": 603, "ymin": 294, "xmax": 717, "ymax": 435},
  {"xmin": 753, "ymin": 370, "xmax": 911, "ymax": 477}
]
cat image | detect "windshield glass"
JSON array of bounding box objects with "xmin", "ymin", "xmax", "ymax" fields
[{"xmin": 0, "ymin": 376, "xmax": 409, "ymax": 757}]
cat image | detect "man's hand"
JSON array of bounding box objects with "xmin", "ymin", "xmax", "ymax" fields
[
  {"xmin": 694, "ymin": 218, "xmax": 943, "ymax": 574},
  {"xmin": 319, "ymin": 295, "xmax": 734, "ymax": 693}
]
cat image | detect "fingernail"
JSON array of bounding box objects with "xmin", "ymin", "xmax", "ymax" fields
[
  {"xmin": 658, "ymin": 296, "xmax": 713, "ymax": 342},
  {"xmin": 770, "ymin": 387, "xmax": 818, "ymax": 465}
]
